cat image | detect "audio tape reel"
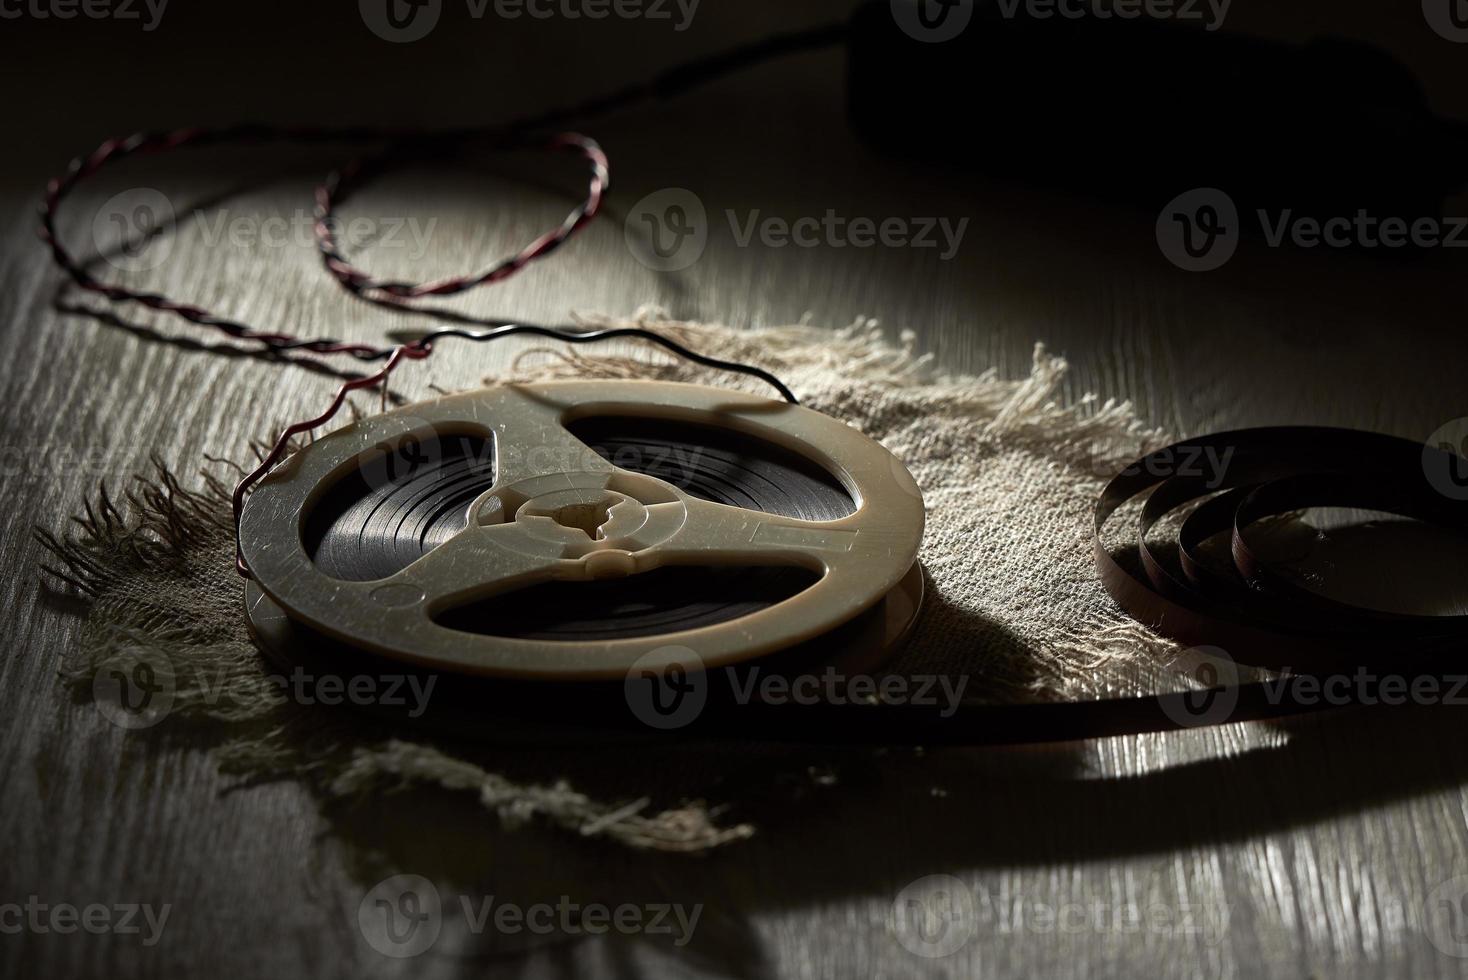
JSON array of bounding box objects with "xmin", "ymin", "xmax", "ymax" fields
[{"xmin": 239, "ymin": 380, "xmax": 926, "ymax": 682}]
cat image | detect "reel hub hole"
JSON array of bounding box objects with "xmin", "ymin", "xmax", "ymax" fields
[{"xmin": 549, "ymin": 500, "xmax": 614, "ymax": 539}]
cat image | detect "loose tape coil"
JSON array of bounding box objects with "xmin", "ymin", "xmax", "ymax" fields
[{"xmin": 1097, "ymin": 426, "xmax": 1468, "ymax": 673}]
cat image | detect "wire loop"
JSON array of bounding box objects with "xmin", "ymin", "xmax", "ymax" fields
[{"xmin": 38, "ymin": 23, "xmax": 850, "ymax": 576}]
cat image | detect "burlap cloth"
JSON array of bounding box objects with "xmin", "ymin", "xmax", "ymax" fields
[{"xmin": 39, "ymin": 312, "xmax": 1181, "ymax": 853}]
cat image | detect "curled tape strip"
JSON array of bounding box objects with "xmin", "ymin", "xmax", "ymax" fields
[{"xmin": 1098, "ymin": 426, "xmax": 1468, "ymax": 673}]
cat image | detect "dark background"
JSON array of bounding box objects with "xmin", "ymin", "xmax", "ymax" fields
[{"xmin": 5, "ymin": 2, "xmax": 1468, "ymax": 978}]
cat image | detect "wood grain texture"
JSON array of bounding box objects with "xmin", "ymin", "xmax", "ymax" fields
[{"xmin": 3, "ymin": 2, "xmax": 1468, "ymax": 978}]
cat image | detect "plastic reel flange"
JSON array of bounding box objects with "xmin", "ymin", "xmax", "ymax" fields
[{"xmin": 239, "ymin": 380, "xmax": 926, "ymax": 680}]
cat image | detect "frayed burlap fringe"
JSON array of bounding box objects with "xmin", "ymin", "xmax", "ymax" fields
[
  {"xmin": 37, "ymin": 311, "xmax": 1174, "ymax": 852},
  {"xmin": 36, "ymin": 464, "xmax": 752, "ymax": 852}
]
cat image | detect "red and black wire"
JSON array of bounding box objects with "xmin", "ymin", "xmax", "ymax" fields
[{"xmin": 36, "ymin": 24, "xmax": 847, "ymax": 575}]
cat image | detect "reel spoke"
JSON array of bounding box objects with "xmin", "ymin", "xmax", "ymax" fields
[
  {"xmin": 655, "ymin": 496, "xmax": 857, "ymax": 570},
  {"xmin": 486, "ymin": 396, "xmax": 615, "ymax": 487},
  {"xmin": 377, "ymin": 523, "xmax": 567, "ymax": 611}
]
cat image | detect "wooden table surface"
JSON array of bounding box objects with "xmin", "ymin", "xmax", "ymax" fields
[{"xmin": 4, "ymin": 2, "xmax": 1468, "ymax": 977}]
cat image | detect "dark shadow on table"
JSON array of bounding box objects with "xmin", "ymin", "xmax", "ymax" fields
[{"xmin": 294, "ymin": 580, "xmax": 1468, "ymax": 975}]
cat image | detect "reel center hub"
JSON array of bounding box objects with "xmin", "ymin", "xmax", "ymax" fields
[
  {"xmin": 543, "ymin": 499, "xmax": 615, "ymax": 538},
  {"xmin": 516, "ymin": 488, "xmax": 641, "ymax": 550},
  {"xmin": 475, "ymin": 470, "xmax": 689, "ymax": 561}
]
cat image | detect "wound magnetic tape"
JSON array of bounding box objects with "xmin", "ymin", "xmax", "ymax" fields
[{"xmin": 240, "ymin": 380, "xmax": 926, "ymax": 681}]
